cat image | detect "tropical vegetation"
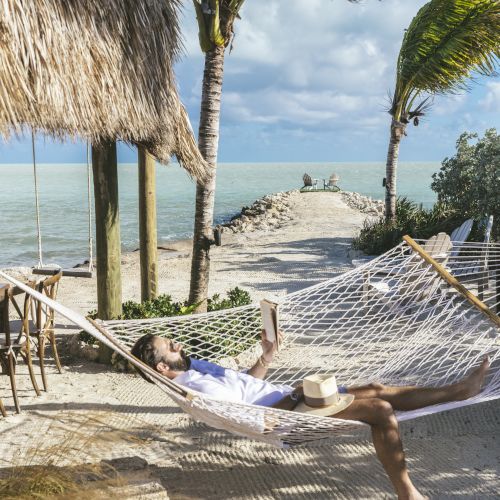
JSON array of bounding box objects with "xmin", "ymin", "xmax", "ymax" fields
[
  {"xmin": 431, "ymin": 129, "xmax": 499, "ymax": 239},
  {"xmin": 384, "ymin": 0, "xmax": 499, "ymax": 220},
  {"xmin": 80, "ymin": 287, "xmax": 252, "ymax": 346},
  {"xmin": 355, "ymin": 129, "xmax": 499, "ymax": 254},
  {"xmin": 353, "ymin": 197, "xmax": 464, "ymax": 255}
]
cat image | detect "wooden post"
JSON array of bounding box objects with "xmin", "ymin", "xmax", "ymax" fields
[
  {"xmin": 91, "ymin": 141, "xmax": 122, "ymax": 363},
  {"xmin": 138, "ymin": 146, "xmax": 158, "ymax": 302}
]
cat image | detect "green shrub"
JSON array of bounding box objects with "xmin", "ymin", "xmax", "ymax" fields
[
  {"xmin": 207, "ymin": 287, "xmax": 252, "ymax": 311},
  {"xmin": 79, "ymin": 287, "xmax": 253, "ymax": 348},
  {"xmin": 354, "ymin": 129, "xmax": 499, "ymax": 255},
  {"xmin": 353, "ymin": 198, "xmax": 464, "ymax": 255},
  {"xmin": 431, "ymin": 129, "xmax": 499, "ymax": 239}
]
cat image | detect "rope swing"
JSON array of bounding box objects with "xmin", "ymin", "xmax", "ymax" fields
[{"xmin": 31, "ymin": 133, "xmax": 94, "ymax": 278}]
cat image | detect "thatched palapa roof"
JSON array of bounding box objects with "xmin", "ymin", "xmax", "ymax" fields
[{"xmin": 0, "ymin": 0, "xmax": 207, "ymax": 179}]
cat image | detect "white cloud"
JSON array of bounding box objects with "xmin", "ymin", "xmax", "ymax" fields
[
  {"xmin": 176, "ymin": 0, "xmax": 496, "ymax": 160},
  {"xmin": 178, "ymin": 0, "xmax": 428, "ymax": 132},
  {"xmin": 433, "ymin": 94, "xmax": 467, "ymax": 116},
  {"xmin": 480, "ymin": 82, "xmax": 500, "ymax": 113}
]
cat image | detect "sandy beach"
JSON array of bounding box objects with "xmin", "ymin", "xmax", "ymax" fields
[{"xmin": 1, "ymin": 191, "xmax": 499, "ymax": 499}]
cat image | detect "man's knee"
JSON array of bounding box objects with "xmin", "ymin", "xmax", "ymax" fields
[
  {"xmin": 371, "ymin": 398, "xmax": 395, "ymax": 425},
  {"xmin": 367, "ymin": 382, "xmax": 385, "ymax": 396}
]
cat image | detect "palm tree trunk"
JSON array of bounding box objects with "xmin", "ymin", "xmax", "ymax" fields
[
  {"xmin": 188, "ymin": 44, "xmax": 225, "ymax": 312},
  {"xmin": 384, "ymin": 120, "xmax": 406, "ymax": 221}
]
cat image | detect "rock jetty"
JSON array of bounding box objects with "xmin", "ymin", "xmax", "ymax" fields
[
  {"xmin": 222, "ymin": 190, "xmax": 299, "ymax": 233},
  {"xmin": 341, "ymin": 191, "xmax": 384, "ymax": 216}
]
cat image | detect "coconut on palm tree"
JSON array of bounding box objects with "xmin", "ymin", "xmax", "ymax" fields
[{"xmin": 385, "ymin": 0, "xmax": 499, "ymax": 220}]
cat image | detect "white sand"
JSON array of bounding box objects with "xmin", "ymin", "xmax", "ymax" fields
[{"xmin": 1, "ymin": 192, "xmax": 499, "ymax": 499}]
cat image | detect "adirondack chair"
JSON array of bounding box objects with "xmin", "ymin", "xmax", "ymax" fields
[
  {"xmin": 353, "ymin": 218, "xmax": 474, "ymax": 269},
  {"xmin": 366, "ymin": 233, "xmax": 453, "ymax": 305},
  {"xmin": 324, "ymin": 173, "xmax": 340, "ymax": 191},
  {"xmin": 450, "ymin": 218, "xmax": 474, "ymax": 257},
  {"xmin": 302, "ymin": 173, "xmax": 317, "ymax": 190},
  {"xmin": 449, "ymin": 216, "xmax": 493, "ymax": 274},
  {"xmin": 448, "ymin": 216, "xmax": 494, "ymax": 300}
]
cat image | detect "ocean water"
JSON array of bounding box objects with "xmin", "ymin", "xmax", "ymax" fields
[{"xmin": 0, "ymin": 162, "xmax": 439, "ymax": 267}]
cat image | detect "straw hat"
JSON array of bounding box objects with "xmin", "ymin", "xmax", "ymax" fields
[{"xmin": 294, "ymin": 374, "xmax": 354, "ymax": 417}]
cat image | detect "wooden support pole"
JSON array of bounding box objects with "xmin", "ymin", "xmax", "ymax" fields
[
  {"xmin": 138, "ymin": 146, "xmax": 158, "ymax": 302},
  {"xmin": 403, "ymin": 235, "xmax": 500, "ymax": 328},
  {"xmin": 91, "ymin": 141, "xmax": 123, "ymax": 363}
]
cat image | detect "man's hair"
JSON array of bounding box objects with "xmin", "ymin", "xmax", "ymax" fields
[{"xmin": 130, "ymin": 334, "xmax": 165, "ymax": 383}]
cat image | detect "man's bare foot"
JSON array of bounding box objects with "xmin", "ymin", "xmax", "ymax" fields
[
  {"xmin": 399, "ymin": 485, "xmax": 427, "ymax": 500},
  {"xmin": 456, "ymin": 357, "xmax": 490, "ymax": 400}
]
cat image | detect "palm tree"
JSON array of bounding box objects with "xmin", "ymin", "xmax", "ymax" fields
[
  {"xmin": 189, "ymin": 0, "xmax": 369, "ymax": 312},
  {"xmin": 188, "ymin": 0, "xmax": 246, "ymax": 313},
  {"xmin": 385, "ymin": 0, "xmax": 499, "ymax": 220}
]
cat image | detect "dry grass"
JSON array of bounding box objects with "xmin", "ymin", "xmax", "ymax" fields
[
  {"xmin": 0, "ymin": 0, "xmax": 208, "ymax": 180},
  {"xmin": 0, "ymin": 411, "xmax": 151, "ymax": 499}
]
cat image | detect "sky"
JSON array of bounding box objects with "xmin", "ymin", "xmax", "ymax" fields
[{"xmin": 0, "ymin": 0, "xmax": 498, "ymax": 164}]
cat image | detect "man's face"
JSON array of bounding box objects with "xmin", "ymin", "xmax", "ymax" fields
[{"xmin": 152, "ymin": 336, "xmax": 189, "ymax": 373}]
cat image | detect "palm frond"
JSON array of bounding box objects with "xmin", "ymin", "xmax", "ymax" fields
[
  {"xmin": 391, "ymin": 0, "xmax": 499, "ymax": 119},
  {"xmin": 399, "ymin": 0, "xmax": 499, "ymax": 96}
]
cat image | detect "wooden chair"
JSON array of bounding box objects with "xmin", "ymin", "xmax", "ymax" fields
[
  {"xmin": 366, "ymin": 233, "xmax": 453, "ymax": 304},
  {"xmin": 29, "ymin": 271, "xmax": 63, "ymax": 391},
  {"xmin": 449, "ymin": 216, "xmax": 494, "ymax": 300},
  {"xmin": 302, "ymin": 173, "xmax": 317, "ymax": 190},
  {"xmin": 0, "ymin": 282, "xmax": 41, "ymax": 414},
  {"xmin": 449, "ymin": 218, "xmax": 474, "ymax": 257},
  {"xmin": 323, "ymin": 173, "xmax": 340, "ymax": 191}
]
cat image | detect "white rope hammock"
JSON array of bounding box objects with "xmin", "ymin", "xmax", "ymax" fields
[{"xmin": 1, "ymin": 236, "xmax": 499, "ymax": 448}]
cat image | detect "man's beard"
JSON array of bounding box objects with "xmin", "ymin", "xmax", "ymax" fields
[{"xmin": 167, "ymin": 349, "xmax": 189, "ymax": 372}]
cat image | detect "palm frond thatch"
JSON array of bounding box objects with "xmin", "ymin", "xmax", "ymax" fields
[
  {"xmin": 0, "ymin": 0, "xmax": 208, "ymax": 179},
  {"xmin": 393, "ymin": 0, "xmax": 500, "ymax": 118}
]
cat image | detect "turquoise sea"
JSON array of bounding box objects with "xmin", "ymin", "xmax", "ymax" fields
[{"xmin": 0, "ymin": 162, "xmax": 439, "ymax": 267}]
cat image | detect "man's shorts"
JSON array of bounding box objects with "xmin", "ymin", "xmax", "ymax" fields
[{"xmin": 338, "ymin": 385, "xmax": 348, "ymax": 394}]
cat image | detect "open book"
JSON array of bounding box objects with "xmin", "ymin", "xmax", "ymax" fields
[{"xmin": 260, "ymin": 299, "xmax": 280, "ymax": 351}]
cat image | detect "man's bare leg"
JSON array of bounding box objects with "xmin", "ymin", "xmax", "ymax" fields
[
  {"xmin": 348, "ymin": 357, "xmax": 490, "ymax": 411},
  {"xmin": 334, "ymin": 398, "xmax": 424, "ymax": 500}
]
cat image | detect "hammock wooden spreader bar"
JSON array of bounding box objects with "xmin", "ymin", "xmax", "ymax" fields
[{"xmin": 403, "ymin": 235, "xmax": 500, "ymax": 329}]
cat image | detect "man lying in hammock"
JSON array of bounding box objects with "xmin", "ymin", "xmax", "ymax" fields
[{"xmin": 131, "ymin": 330, "xmax": 490, "ymax": 500}]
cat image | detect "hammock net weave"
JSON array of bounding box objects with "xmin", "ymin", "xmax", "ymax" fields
[{"xmin": 1, "ymin": 236, "xmax": 500, "ymax": 448}]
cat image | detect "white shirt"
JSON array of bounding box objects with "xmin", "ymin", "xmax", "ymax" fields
[{"xmin": 174, "ymin": 362, "xmax": 294, "ymax": 407}]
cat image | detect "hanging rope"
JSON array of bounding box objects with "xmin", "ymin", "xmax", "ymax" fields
[
  {"xmin": 86, "ymin": 142, "xmax": 94, "ymax": 273},
  {"xmin": 32, "ymin": 131, "xmax": 43, "ymax": 268}
]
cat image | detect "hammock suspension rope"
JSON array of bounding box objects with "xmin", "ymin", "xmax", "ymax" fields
[{"xmin": 31, "ymin": 133, "xmax": 94, "ymax": 278}]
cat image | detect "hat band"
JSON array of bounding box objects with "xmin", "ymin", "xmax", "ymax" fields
[{"xmin": 304, "ymin": 393, "xmax": 339, "ymax": 408}]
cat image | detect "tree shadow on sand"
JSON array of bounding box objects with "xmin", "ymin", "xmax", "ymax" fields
[{"xmin": 217, "ymin": 237, "xmax": 354, "ymax": 295}]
